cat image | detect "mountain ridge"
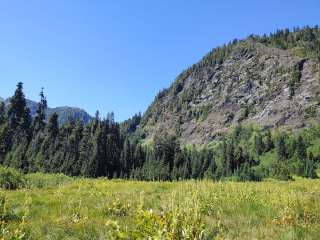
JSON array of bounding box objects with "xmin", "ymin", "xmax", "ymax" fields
[
  {"xmin": 1, "ymin": 97, "xmax": 92, "ymax": 125},
  {"xmin": 136, "ymin": 27, "xmax": 320, "ymax": 144}
]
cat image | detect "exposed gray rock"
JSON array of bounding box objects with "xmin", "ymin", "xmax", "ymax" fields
[{"xmin": 139, "ymin": 39, "xmax": 320, "ymax": 144}]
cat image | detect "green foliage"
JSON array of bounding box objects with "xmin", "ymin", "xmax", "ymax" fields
[
  {"xmin": 120, "ymin": 113, "xmax": 141, "ymax": 139},
  {"xmin": 33, "ymin": 88, "xmax": 47, "ymax": 133},
  {"xmin": 289, "ymin": 61, "xmax": 304, "ymax": 99},
  {"xmin": 133, "ymin": 199, "xmax": 206, "ymax": 239},
  {"xmin": 0, "ymin": 166, "xmax": 25, "ymax": 190},
  {"xmin": 196, "ymin": 104, "xmax": 213, "ymax": 121},
  {"xmin": 258, "ymin": 26, "xmax": 320, "ymax": 61},
  {"xmin": 1, "ymin": 79, "xmax": 320, "ymax": 183},
  {"xmin": 104, "ymin": 198, "xmax": 131, "ymax": 217},
  {"xmin": 24, "ymin": 173, "xmax": 72, "ymax": 189},
  {"xmin": 1, "ymin": 178, "xmax": 320, "ymax": 239},
  {"xmin": 305, "ymin": 105, "xmax": 317, "ymax": 118},
  {"xmin": 276, "ymin": 133, "xmax": 287, "ymax": 161},
  {"xmin": 270, "ymin": 161, "xmax": 293, "ymax": 181},
  {"xmin": 0, "ymin": 193, "xmax": 31, "ymax": 239},
  {"xmin": 7, "ymin": 82, "xmax": 32, "ymax": 133},
  {"xmin": 238, "ymin": 105, "xmax": 250, "ymax": 122}
]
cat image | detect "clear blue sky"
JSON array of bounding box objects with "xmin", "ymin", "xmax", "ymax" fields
[{"xmin": 0, "ymin": 0, "xmax": 319, "ymax": 121}]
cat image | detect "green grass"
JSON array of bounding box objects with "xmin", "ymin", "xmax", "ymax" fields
[{"xmin": 1, "ymin": 175, "xmax": 320, "ymax": 239}]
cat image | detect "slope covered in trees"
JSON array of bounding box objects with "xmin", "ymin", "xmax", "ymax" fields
[
  {"xmin": 0, "ymin": 82, "xmax": 319, "ymax": 181},
  {"xmin": 0, "ymin": 27, "xmax": 320, "ymax": 181},
  {"xmin": 137, "ymin": 26, "xmax": 320, "ymax": 144}
]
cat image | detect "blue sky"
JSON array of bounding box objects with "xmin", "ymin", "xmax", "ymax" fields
[{"xmin": 0, "ymin": 0, "xmax": 319, "ymax": 121}]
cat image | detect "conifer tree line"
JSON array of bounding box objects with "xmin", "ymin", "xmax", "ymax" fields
[{"xmin": 0, "ymin": 83, "xmax": 319, "ymax": 180}]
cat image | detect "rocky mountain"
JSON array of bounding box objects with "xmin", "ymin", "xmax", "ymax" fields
[
  {"xmin": 1, "ymin": 98, "xmax": 92, "ymax": 125},
  {"xmin": 138, "ymin": 27, "xmax": 320, "ymax": 144}
]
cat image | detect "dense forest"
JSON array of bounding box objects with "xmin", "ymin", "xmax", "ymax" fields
[
  {"xmin": 1, "ymin": 27, "xmax": 320, "ymax": 181},
  {"xmin": 0, "ymin": 82, "xmax": 319, "ymax": 181}
]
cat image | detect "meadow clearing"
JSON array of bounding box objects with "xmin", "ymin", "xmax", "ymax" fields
[{"xmin": 0, "ymin": 173, "xmax": 320, "ymax": 240}]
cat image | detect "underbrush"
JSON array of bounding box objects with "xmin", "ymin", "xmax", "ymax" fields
[
  {"xmin": 0, "ymin": 166, "xmax": 73, "ymax": 190},
  {"xmin": 105, "ymin": 191, "xmax": 210, "ymax": 239},
  {"xmin": 24, "ymin": 172, "xmax": 72, "ymax": 189},
  {"xmin": 0, "ymin": 166, "xmax": 24, "ymax": 190},
  {"xmin": 0, "ymin": 193, "xmax": 31, "ymax": 239}
]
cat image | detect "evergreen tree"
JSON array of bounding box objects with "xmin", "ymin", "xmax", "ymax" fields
[
  {"xmin": 304, "ymin": 152, "xmax": 318, "ymax": 178},
  {"xmin": 153, "ymin": 131, "xmax": 178, "ymax": 173},
  {"xmin": 61, "ymin": 121, "xmax": 83, "ymax": 175},
  {"xmin": 33, "ymin": 88, "xmax": 47, "ymax": 133},
  {"xmin": 120, "ymin": 138, "xmax": 133, "ymax": 178},
  {"xmin": 0, "ymin": 102, "xmax": 6, "ymax": 126},
  {"xmin": 7, "ymin": 82, "xmax": 31, "ymax": 133},
  {"xmin": 79, "ymin": 124, "xmax": 94, "ymax": 177},
  {"xmin": 0, "ymin": 122, "xmax": 9, "ymax": 164},
  {"xmin": 172, "ymin": 144, "xmax": 183, "ymax": 180},
  {"xmin": 226, "ymin": 140, "xmax": 234, "ymax": 175},
  {"xmin": 81, "ymin": 123, "xmax": 102, "ymax": 177},
  {"xmin": 215, "ymin": 141, "xmax": 227, "ymax": 178},
  {"xmin": 264, "ymin": 129, "xmax": 274, "ymax": 152},
  {"xmin": 104, "ymin": 122, "xmax": 122, "ymax": 177},
  {"xmin": 133, "ymin": 143, "xmax": 145, "ymax": 169},
  {"xmin": 5, "ymin": 83, "xmax": 31, "ymax": 171},
  {"xmin": 296, "ymin": 136, "xmax": 307, "ymax": 161},
  {"xmin": 182, "ymin": 148, "xmax": 192, "ymax": 179},
  {"xmin": 191, "ymin": 149, "xmax": 201, "ymax": 179},
  {"xmin": 0, "ymin": 102, "xmax": 9, "ymax": 163},
  {"xmin": 254, "ymin": 133, "xmax": 264, "ymax": 155},
  {"xmin": 202, "ymin": 148, "xmax": 215, "ymax": 179},
  {"xmin": 47, "ymin": 113, "xmax": 59, "ymax": 138},
  {"xmin": 277, "ymin": 134, "xmax": 287, "ymax": 161}
]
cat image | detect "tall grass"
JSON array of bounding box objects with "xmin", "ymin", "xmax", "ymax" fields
[{"xmin": 0, "ymin": 176, "xmax": 319, "ymax": 239}]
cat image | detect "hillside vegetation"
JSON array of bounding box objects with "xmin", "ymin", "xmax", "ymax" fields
[
  {"xmin": 138, "ymin": 26, "xmax": 320, "ymax": 144},
  {"xmin": 1, "ymin": 81, "xmax": 320, "ymax": 182},
  {"xmin": 0, "ymin": 26, "xmax": 320, "ymax": 239},
  {"xmin": 0, "ymin": 28, "xmax": 320, "ymax": 182}
]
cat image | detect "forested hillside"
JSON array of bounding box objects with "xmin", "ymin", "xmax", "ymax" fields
[
  {"xmin": 138, "ymin": 26, "xmax": 320, "ymax": 144},
  {"xmin": 0, "ymin": 80, "xmax": 319, "ymax": 181},
  {"xmin": 0, "ymin": 27, "xmax": 320, "ymax": 181}
]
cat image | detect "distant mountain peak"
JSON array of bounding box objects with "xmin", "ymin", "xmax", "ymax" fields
[{"xmin": 2, "ymin": 97, "xmax": 92, "ymax": 125}]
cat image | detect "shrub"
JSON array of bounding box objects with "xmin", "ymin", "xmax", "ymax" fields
[
  {"xmin": 25, "ymin": 173, "xmax": 72, "ymax": 189},
  {"xmin": 0, "ymin": 166, "xmax": 25, "ymax": 190},
  {"xmin": 104, "ymin": 191, "xmax": 209, "ymax": 239},
  {"xmin": 270, "ymin": 161, "xmax": 293, "ymax": 181},
  {"xmin": 104, "ymin": 198, "xmax": 131, "ymax": 217}
]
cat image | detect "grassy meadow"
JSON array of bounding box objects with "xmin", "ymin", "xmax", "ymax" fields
[{"xmin": 0, "ymin": 173, "xmax": 319, "ymax": 240}]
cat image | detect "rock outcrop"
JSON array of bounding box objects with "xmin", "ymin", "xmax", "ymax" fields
[{"xmin": 138, "ymin": 28, "xmax": 320, "ymax": 144}]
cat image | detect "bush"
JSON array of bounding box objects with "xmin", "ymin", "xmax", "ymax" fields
[
  {"xmin": 105, "ymin": 192, "xmax": 209, "ymax": 239},
  {"xmin": 0, "ymin": 166, "xmax": 25, "ymax": 190},
  {"xmin": 104, "ymin": 198, "xmax": 131, "ymax": 217},
  {"xmin": 270, "ymin": 161, "xmax": 293, "ymax": 181},
  {"xmin": 25, "ymin": 173, "xmax": 72, "ymax": 189}
]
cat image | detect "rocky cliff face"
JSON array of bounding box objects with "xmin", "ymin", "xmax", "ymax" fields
[{"xmin": 138, "ymin": 28, "xmax": 320, "ymax": 144}]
